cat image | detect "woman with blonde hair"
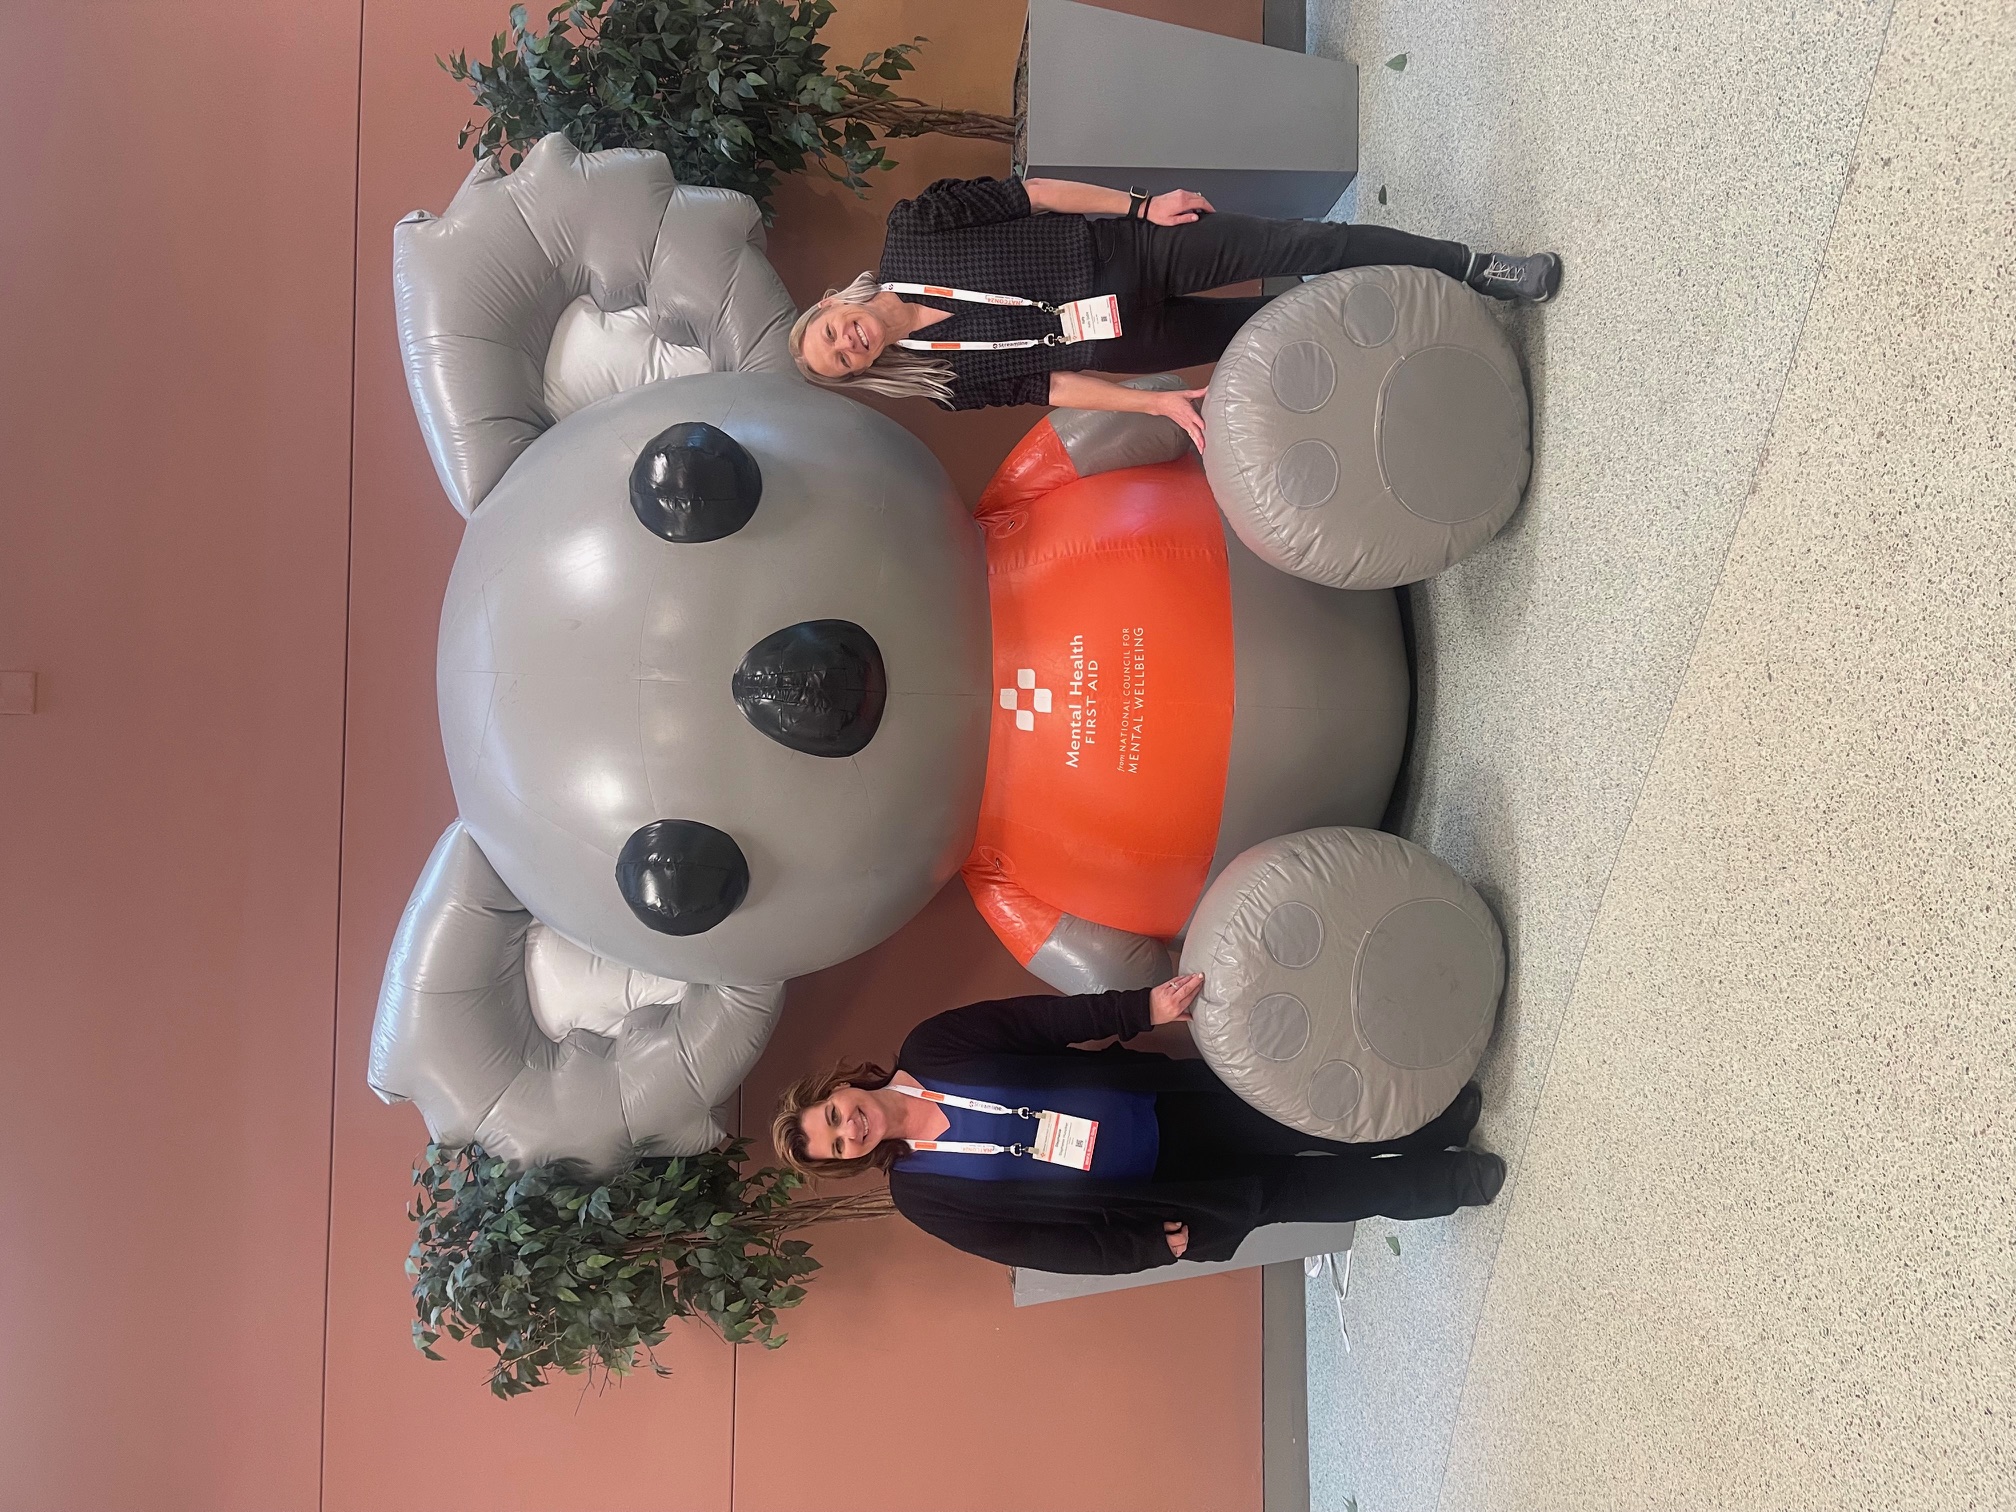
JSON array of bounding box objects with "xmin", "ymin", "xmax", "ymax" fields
[
  {"xmin": 788, "ymin": 175, "xmax": 1559, "ymax": 451},
  {"xmin": 772, "ymin": 974, "xmax": 1501, "ymax": 1275}
]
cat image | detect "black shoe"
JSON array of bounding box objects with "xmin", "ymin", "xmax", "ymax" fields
[
  {"xmin": 1443, "ymin": 1082, "xmax": 1483, "ymax": 1148},
  {"xmin": 1465, "ymin": 251, "xmax": 1562, "ymax": 303},
  {"xmin": 1459, "ymin": 1150, "xmax": 1507, "ymax": 1206}
]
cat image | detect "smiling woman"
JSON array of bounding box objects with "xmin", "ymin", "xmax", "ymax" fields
[
  {"xmin": 770, "ymin": 978, "xmax": 1504, "ymax": 1274},
  {"xmin": 785, "ymin": 174, "xmax": 1561, "ymax": 449}
]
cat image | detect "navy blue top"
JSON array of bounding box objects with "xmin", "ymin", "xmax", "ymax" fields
[{"xmin": 895, "ymin": 1078, "xmax": 1160, "ymax": 1182}]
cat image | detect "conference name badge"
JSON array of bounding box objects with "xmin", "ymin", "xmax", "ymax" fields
[
  {"xmin": 1032, "ymin": 1109, "xmax": 1100, "ymax": 1170},
  {"xmin": 1057, "ymin": 295, "xmax": 1123, "ymax": 344}
]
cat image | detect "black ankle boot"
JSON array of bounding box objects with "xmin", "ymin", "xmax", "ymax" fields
[
  {"xmin": 1465, "ymin": 251, "xmax": 1562, "ymax": 303},
  {"xmin": 1444, "ymin": 1082, "xmax": 1483, "ymax": 1147},
  {"xmin": 1459, "ymin": 1150, "xmax": 1507, "ymax": 1206}
]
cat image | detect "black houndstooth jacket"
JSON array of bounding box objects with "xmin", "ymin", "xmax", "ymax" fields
[{"xmin": 875, "ymin": 176, "xmax": 1101, "ymax": 410}]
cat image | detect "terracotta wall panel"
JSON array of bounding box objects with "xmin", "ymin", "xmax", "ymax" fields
[
  {"xmin": 0, "ymin": 0, "xmax": 1268, "ymax": 1505},
  {"xmin": 317, "ymin": 2, "xmax": 738, "ymax": 1508},
  {"xmin": 0, "ymin": 3, "xmax": 360, "ymax": 1508}
]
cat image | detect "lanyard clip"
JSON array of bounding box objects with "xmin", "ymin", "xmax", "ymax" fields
[{"xmin": 1042, "ymin": 332, "xmax": 1067, "ymax": 346}]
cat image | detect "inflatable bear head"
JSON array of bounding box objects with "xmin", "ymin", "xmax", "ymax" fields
[{"xmin": 439, "ymin": 372, "xmax": 990, "ymax": 984}]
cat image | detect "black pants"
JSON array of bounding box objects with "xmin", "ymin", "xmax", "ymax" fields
[
  {"xmin": 1152, "ymin": 1083, "xmax": 1485, "ymax": 1226},
  {"xmin": 1088, "ymin": 213, "xmax": 1472, "ymax": 375}
]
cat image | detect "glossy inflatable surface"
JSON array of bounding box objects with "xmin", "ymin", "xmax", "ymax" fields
[
  {"xmin": 370, "ymin": 822, "xmax": 787, "ymax": 1165},
  {"xmin": 1204, "ymin": 266, "xmax": 1530, "ymax": 588},
  {"xmin": 439, "ymin": 372, "xmax": 992, "ymax": 985},
  {"xmin": 393, "ymin": 133, "xmax": 796, "ymax": 518},
  {"xmin": 963, "ymin": 398, "xmax": 1409, "ymax": 987},
  {"xmin": 378, "ymin": 139, "xmax": 1526, "ymax": 1166},
  {"xmin": 1182, "ymin": 827, "xmax": 1503, "ymax": 1141}
]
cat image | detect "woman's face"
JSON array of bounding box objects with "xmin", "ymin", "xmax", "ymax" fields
[
  {"xmin": 798, "ymin": 1083, "xmax": 888, "ymax": 1162},
  {"xmin": 801, "ymin": 300, "xmax": 888, "ymax": 379}
]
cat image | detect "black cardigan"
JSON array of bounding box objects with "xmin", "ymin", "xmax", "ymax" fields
[
  {"xmin": 876, "ymin": 176, "xmax": 1100, "ymax": 411},
  {"xmin": 886, "ymin": 989, "xmax": 1264, "ymax": 1275}
]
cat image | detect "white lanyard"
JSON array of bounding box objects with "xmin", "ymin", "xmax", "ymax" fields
[
  {"xmin": 892, "ymin": 1080, "xmax": 1036, "ymax": 1155},
  {"xmin": 892, "ymin": 1081, "xmax": 1102, "ymax": 1169},
  {"xmin": 879, "ymin": 282, "xmax": 1121, "ymax": 350}
]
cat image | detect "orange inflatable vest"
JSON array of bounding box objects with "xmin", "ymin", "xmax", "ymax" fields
[{"xmin": 962, "ymin": 419, "xmax": 1237, "ymax": 965}]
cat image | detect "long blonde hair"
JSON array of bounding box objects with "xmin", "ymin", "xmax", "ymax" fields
[{"xmin": 789, "ymin": 271, "xmax": 957, "ymax": 406}]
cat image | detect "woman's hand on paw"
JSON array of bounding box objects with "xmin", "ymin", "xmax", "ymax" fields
[{"xmin": 1150, "ymin": 972, "xmax": 1205, "ymax": 1025}]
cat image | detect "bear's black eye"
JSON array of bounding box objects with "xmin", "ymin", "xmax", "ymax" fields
[
  {"xmin": 733, "ymin": 620, "xmax": 887, "ymax": 757},
  {"xmin": 629, "ymin": 422, "xmax": 761, "ymax": 542},
  {"xmin": 615, "ymin": 820, "xmax": 750, "ymax": 935}
]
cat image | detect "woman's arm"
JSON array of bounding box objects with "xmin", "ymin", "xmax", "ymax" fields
[
  {"xmin": 1024, "ymin": 179, "xmax": 1216, "ymax": 225},
  {"xmin": 1049, "ymin": 370, "xmax": 1208, "ymax": 453},
  {"xmin": 902, "ymin": 988, "xmax": 1155, "ymax": 1066},
  {"xmin": 894, "ymin": 1179, "xmax": 1179, "ymax": 1274},
  {"xmin": 900, "ymin": 977, "xmax": 1199, "ymax": 1067}
]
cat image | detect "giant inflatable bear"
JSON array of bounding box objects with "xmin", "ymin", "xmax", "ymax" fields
[{"xmin": 371, "ymin": 137, "xmax": 1525, "ymax": 1173}]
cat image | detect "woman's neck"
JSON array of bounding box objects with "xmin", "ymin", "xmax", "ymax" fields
[
  {"xmin": 877, "ymin": 293, "xmax": 947, "ymax": 338},
  {"xmin": 877, "ymin": 1076, "xmax": 947, "ymax": 1141}
]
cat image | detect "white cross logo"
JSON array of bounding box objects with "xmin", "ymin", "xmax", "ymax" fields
[{"xmin": 999, "ymin": 668, "xmax": 1052, "ymax": 731}]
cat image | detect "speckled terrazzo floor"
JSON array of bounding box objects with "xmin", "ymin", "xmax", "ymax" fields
[{"xmin": 1299, "ymin": 1, "xmax": 2016, "ymax": 1509}]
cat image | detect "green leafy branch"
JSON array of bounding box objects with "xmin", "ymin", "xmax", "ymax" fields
[
  {"xmin": 445, "ymin": 0, "xmax": 1014, "ymax": 220},
  {"xmin": 407, "ymin": 1138, "xmax": 893, "ymax": 1399}
]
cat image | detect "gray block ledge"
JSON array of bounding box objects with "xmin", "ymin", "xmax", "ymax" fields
[{"xmin": 1022, "ymin": 0, "xmax": 1355, "ymax": 219}]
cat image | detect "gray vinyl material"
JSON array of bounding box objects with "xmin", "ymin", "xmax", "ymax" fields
[
  {"xmin": 369, "ymin": 822, "xmax": 787, "ymax": 1169},
  {"xmin": 378, "ymin": 135, "xmax": 988, "ymax": 1172},
  {"xmin": 1181, "ymin": 827, "xmax": 1503, "ymax": 1141},
  {"xmin": 439, "ymin": 371, "xmax": 992, "ymax": 985},
  {"xmin": 1028, "ymin": 914, "xmax": 1174, "ymax": 994},
  {"xmin": 1209, "ymin": 526, "xmax": 1407, "ymax": 878},
  {"xmin": 379, "ymin": 136, "xmax": 1519, "ymax": 1164},
  {"xmin": 1204, "ymin": 266, "xmax": 1530, "ymax": 588},
  {"xmin": 1048, "ymin": 373, "xmax": 1193, "ymax": 474},
  {"xmin": 392, "ymin": 133, "xmax": 796, "ymax": 518}
]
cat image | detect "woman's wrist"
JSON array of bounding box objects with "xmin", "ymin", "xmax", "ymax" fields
[{"xmin": 1023, "ymin": 177, "xmax": 1132, "ymax": 217}]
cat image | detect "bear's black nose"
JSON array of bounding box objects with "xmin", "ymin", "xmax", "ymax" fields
[
  {"xmin": 733, "ymin": 620, "xmax": 887, "ymax": 758},
  {"xmin": 616, "ymin": 820, "xmax": 750, "ymax": 936},
  {"xmin": 629, "ymin": 421, "xmax": 761, "ymax": 542}
]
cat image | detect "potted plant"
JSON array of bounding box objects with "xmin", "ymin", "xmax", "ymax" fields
[
  {"xmin": 407, "ymin": 1138, "xmax": 891, "ymax": 1398},
  {"xmin": 448, "ymin": 0, "xmax": 1015, "ymax": 218}
]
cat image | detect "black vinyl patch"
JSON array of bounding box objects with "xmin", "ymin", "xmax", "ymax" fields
[
  {"xmin": 615, "ymin": 820, "xmax": 750, "ymax": 936},
  {"xmin": 733, "ymin": 620, "xmax": 887, "ymax": 758},
  {"xmin": 628, "ymin": 421, "xmax": 762, "ymax": 542}
]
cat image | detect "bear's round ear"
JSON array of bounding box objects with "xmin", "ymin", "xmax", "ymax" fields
[
  {"xmin": 616, "ymin": 820, "xmax": 750, "ymax": 935},
  {"xmin": 629, "ymin": 422, "xmax": 762, "ymax": 542}
]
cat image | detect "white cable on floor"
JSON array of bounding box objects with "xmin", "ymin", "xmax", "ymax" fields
[{"xmin": 1304, "ymin": 1247, "xmax": 1354, "ymax": 1352}]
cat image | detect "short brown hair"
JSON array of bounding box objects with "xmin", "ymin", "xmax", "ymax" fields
[{"xmin": 771, "ymin": 1059, "xmax": 902, "ymax": 1180}]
